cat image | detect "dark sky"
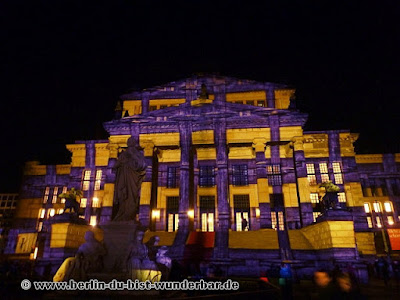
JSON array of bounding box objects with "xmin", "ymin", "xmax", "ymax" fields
[{"xmin": 1, "ymin": 1, "xmax": 400, "ymax": 192}]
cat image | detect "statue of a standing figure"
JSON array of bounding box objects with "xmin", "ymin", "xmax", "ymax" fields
[{"xmin": 113, "ymin": 137, "xmax": 147, "ymax": 221}]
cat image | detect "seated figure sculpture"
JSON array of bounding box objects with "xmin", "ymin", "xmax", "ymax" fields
[
  {"xmin": 127, "ymin": 231, "xmax": 160, "ymax": 282},
  {"xmin": 53, "ymin": 231, "xmax": 105, "ymax": 281}
]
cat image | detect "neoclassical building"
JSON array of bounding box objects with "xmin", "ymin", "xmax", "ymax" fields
[{"xmin": 7, "ymin": 75, "xmax": 400, "ymax": 277}]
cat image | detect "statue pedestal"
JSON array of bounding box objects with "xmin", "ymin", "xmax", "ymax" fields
[
  {"xmin": 316, "ymin": 208, "xmax": 353, "ymax": 222},
  {"xmin": 101, "ymin": 221, "xmax": 139, "ymax": 273}
]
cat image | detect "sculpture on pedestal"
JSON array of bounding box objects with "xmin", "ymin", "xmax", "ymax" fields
[
  {"xmin": 58, "ymin": 188, "xmax": 82, "ymax": 214},
  {"xmin": 127, "ymin": 231, "xmax": 160, "ymax": 282},
  {"xmin": 113, "ymin": 137, "xmax": 147, "ymax": 221},
  {"xmin": 320, "ymin": 181, "xmax": 341, "ymax": 211},
  {"xmin": 53, "ymin": 231, "xmax": 106, "ymax": 281}
]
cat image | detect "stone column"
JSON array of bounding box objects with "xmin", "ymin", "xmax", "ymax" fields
[
  {"xmin": 171, "ymin": 122, "xmax": 191, "ymax": 257},
  {"xmin": 291, "ymin": 137, "xmax": 313, "ymax": 226},
  {"xmin": 266, "ymin": 86, "xmax": 275, "ymax": 108},
  {"xmin": 253, "ymin": 138, "xmax": 271, "ymax": 228},
  {"xmin": 214, "ymin": 119, "xmax": 230, "ymax": 259},
  {"xmin": 84, "ymin": 141, "xmax": 95, "ymax": 221},
  {"xmin": 141, "ymin": 91, "xmax": 150, "ymax": 114},
  {"xmin": 139, "ymin": 140, "xmax": 155, "ymax": 227}
]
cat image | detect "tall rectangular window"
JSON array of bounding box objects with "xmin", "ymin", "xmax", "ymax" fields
[
  {"xmin": 376, "ymin": 217, "xmax": 382, "ymax": 228},
  {"xmin": 278, "ymin": 211, "xmax": 285, "ymax": 231},
  {"xmin": 92, "ymin": 197, "xmax": 100, "ymax": 208},
  {"xmin": 271, "ymin": 212, "xmax": 277, "ymax": 229},
  {"xmin": 167, "ymin": 167, "xmax": 179, "ymax": 188},
  {"xmin": 319, "ymin": 162, "xmax": 330, "ymax": 183},
  {"xmin": 364, "ymin": 203, "xmax": 371, "ymax": 213},
  {"xmin": 310, "ymin": 193, "xmax": 319, "ymax": 204},
  {"xmin": 338, "ymin": 192, "xmax": 346, "ymax": 203},
  {"xmin": 94, "ymin": 170, "xmax": 102, "ymax": 191},
  {"xmin": 267, "ymin": 164, "xmax": 282, "ymax": 186},
  {"xmin": 167, "ymin": 196, "xmax": 179, "ymax": 232},
  {"xmin": 373, "ymin": 202, "xmax": 381, "ymax": 213},
  {"xmin": 233, "ymin": 195, "xmax": 250, "ymax": 231},
  {"xmin": 384, "ymin": 202, "xmax": 392, "ymax": 212},
  {"xmin": 332, "ymin": 162, "xmax": 343, "ymax": 184},
  {"xmin": 387, "ymin": 216, "xmax": 394, "ymax": 226},
  {"xmin": 200, "ymin": 196, "xmax": 215, "ymax": 232},
  {"xmin": 43, "ymin": 187, "xmax": 50, "ymax": 203},
  {"xmin": 52, "ymin": 187, "xmax": 58, "ymax": 203},
  {"xmin": 366, "ymin": 217, "xmax": 373, "ymax": 228},
  {"xmin": 80, "ymin": 198, "xmax": 87, "ymax": 208},
  {"xmin": 232, "ymin": 165, "xmax": 248, "ymax": 186},
  {"xmin": 306, "ymin": 164, "xmax": 317, "ymax": 185},
  {"xmin": 90, "ymin": 216, "xmax": 97, "ymax": 226},
  {"xmin": 83, "ymin": 170, "xmax": 91, "ymax": 191},
  {"xmin": 313, "ymin": 212, "xmax": 321, "ymax": 222},
  {"xmin": 38, "ymin": 208, "xmax": 45, "ymax": 219},
  {"xmin": 199, "ymin": 166, "xmax": 215, "ymax": 187},
  {"xmin": 61, "ymin": 186, "xmax": 67, "ymax": 203}
]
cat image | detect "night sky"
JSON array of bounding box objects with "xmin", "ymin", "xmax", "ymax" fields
[{"xmin": 1, "ymin": 1, "xmax": 400, "ymax": 192}]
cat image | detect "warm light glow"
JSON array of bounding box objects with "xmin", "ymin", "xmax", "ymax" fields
[
  {"xmin": 58, "ymin": 208, "xmax": 64, "ymax": 214},
  {"xmin": 33, "ymin": 247, "xmax": 38, "ymax": 259},
  {"xmin": 38, "ymin": 208, "xmax": 45, "ymax": 219},
  {"xmin": 187, "ymin": 210, "xmax": 194, "ymax": 218},
  {"xmin": 80, "ymin": 198, "xmax": 87, "ymax": 208},
  {"xmin": 49, "ymin": 209, "xmax": 55, "ymax": 217},
  {"xmin": 255, "ymin": 208, "xmax": 260, "ymax": 218},
  {"xmin": 92, "ymin": 197, "xmax": 100, "ymax": 208},
  {"xmin": 364, "ymin": 203, "xmax": 370, "ymax": 213},
  {"xmin": 384, "ymin": 202, "xmax": 392, "ymax": 212},
  {"xmin": 90, "ymin": 216, "xmax": 97, "ymax": 226},
  {"xmin": 387, "ymin": 216, "xmax": 394, "ymax": 225},
  {"xmin": 373, "ymin": 202, "xmax": 381, "ymax": 213},
  {"xmin": 152, "ymin": 210, "xmax": 160, "ymax": 220},
  {"xmin": 376, "ymin": 217, "xmax": 382, "ymax": 228}
]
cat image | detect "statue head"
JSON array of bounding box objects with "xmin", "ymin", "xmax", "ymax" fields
[
  {"xmin": 84, "ymin": 231, "xmax": 95, "ymax": 242},
  {"xmin": 127, "ymin": 137, "xmax": 137, "ymax": 148},
  {"xmin": 136, "ymin": 230, "xmax": 145, "ymax": 242}
]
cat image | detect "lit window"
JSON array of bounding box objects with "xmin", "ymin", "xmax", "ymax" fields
[
  {"xmin": 168, "ymin": 213, "xmax": 179, "ymax": 232},
  {"xmin": 278, "ymin": 211, "xmax": 285, "ymax": 231},
  {"xmin": 310, "ymin": 193, "xmax": 319, "ymax": 204},
  {"xmin": 313, "ymin": 212, "xmax": 321, "ymax": 222},
  {"xmin": 387, "ymin": 216, "xmax": 394, "ymax": 226},
  {"xmin": 80, "ymin": 198, "xmax": 87, "ymax": 208},
  {"xmin": 306, "ymin": 164, "xmax": 317, "ymax": 185},
  {"xmin": 48, "ymin": 209, "xmax": 55, "ymax": 218},
  {"xmin": 257, "ymin": 100, "xmax": 265, "ymax": 107},
  {"xmin": 57, "ymin": 208, "xmax": 64, "ymax": 214},
  {"xmin": 267, "ymin": 164, "xmax": 282, "ymax": 186},
  {"xmin": 52, "ymin": 187, "xmax": 59, "ymax": 203},
  {"xmin": 338, "ymin": 192, "xmax": 346, "ymax": 203},
  {"xmin": 364, "ymin": 203, "xmax": 370, "ymax": 213},
  {"xmin": 271, "ymin": 212, "xmax": 277, "ymax": 230},
  {"xmin": 43, "ymin": 187, "xmax": 50, "ymax": 203},
  {"xmin": 61, "ymin": 186, "xmax": 67, "ymax": 203},
  {"xmin": 319, "ymin": 163, "xmax": 328, "ymax": 173},
  {"xmin": 201, "ymin": 213, "xmax": 214, "ymax": 232},
  {"xmin": 37, "ymin": 222, "xmax": 43, "ymax": 232},
  {"xmin": 306, "ymin": 163, "xmax": 315, "ymax": 174},
  {"xmin": 38, "ymin": 209, "xmax": 45, "ymax": 219},
  {"xmin": 90, "ymin": 216, "xmax": 97, "ymax": 226},
  {"xmin": 384, "ymin": 202, "xmax": 392, "ymax": 213},
  {"xmin": 333, "ymin": 162, "xmax": 343, "ymax": 184},
  {"xmin": 376, "ymin": 217, "xmax": 382, "ymax": 228},
  {"xmin": 373, "ymin": 202, "xmax": 381, "ymax": 213},
  {"xmin": 94, "ymin": 170, "xmax": 102, "ymax": 191},
  {"xmin": 92, "ymin": 197, "xmax": 101, "ymax": 208},
  {"xmin": 82, "ymin": 170, "xmax": 91, "ymax": 191},
  {"xmin": 366, "ymin": 217, "xmax": 373, "ymax": 228}
]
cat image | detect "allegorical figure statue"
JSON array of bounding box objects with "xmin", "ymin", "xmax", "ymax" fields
[{"xmin": 113, "ymin": 137, "xmax": 147, "ymax": 221}]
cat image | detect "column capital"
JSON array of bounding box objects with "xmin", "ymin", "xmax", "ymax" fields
[
  {"xmin": 252, "ymin": 138, "xmax": 267, "ymax": 152},
  {"xmin": 140, "ymin": 140, "xmax": 155, "ymax": 157},
  {"xmin": 291, "ymin": 136, "xmax": 305, "ymax": 151}
]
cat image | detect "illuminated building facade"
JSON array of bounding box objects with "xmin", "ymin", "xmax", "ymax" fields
[{"xmin": 8, "ymin": 75, "xmax": 400, "ymax": 278}]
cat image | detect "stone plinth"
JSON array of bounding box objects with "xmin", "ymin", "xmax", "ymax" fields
[
  {"xmin": 100, "ymin": 221, "xmax": 138, "ymax": 273},
  {"xmin": 316, "ymin": 209, "xmax": 353, "ymax": 222}
]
